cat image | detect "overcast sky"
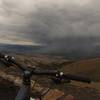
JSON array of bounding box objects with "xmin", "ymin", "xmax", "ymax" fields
[{"xmin": 0, "ymin": 0, "xmax": 100, "ymax": 48}]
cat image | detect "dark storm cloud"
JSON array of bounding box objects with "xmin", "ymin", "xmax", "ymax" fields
[
  {"xmin": 0, "ymin": 0, "xmax": 100, "ymax": 53},
  {"xmin": 19, "ymin": 0, "xmax": 100, "ymax": 43}
]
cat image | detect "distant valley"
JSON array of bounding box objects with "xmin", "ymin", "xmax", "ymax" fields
[{"xmin": 1, "ymin": 43, "xmax": 100, "ymax": 59}]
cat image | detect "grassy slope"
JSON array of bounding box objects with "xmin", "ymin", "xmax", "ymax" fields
[
  {"xmin": 60, "ymin": 58, "xmax": 100, "ymax": 92},
  {"xmin": 61, "ymin": 58, "xmax": 100, "ymax": 82}
]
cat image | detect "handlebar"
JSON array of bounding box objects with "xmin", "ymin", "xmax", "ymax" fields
[
  {"xmin": 62, "ymin": 74, "xmax": 91, "ymax": 83},
  {"xmin": 0, "ymin": 53, "xmax": 92, "ymax": 84}
]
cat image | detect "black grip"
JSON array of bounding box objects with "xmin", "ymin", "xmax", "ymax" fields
[
  {"xmin": 0, "ymin": 53, "xmax": 26, "ymax": 71},
  {"xmin": 0, "ymin": 59, "xmax": 11, "ymax": 67},
  {"xmin": 62, "ymin": 74, "xmax": 91, "ymax": 83}
]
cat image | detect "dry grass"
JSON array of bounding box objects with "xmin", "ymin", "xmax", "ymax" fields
[{"xmin": 62, "ymin": 58, "xmax": 100, "ymax": 81}]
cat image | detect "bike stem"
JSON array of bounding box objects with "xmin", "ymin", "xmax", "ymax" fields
[{"xmin": 15, "ymin": 70, "xmax": 31, "ymax": 100}]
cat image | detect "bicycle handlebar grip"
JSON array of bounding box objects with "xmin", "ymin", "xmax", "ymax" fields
[{"xmin": 62, "ymin": 74, "xmax": 91, "ymax": 83}]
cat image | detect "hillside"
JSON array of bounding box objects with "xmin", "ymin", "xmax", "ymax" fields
[
  {"xmin": 0, "ymin": 53, "xmax": 100, "ymax": 100},
  {"xmin": 61, "ymin": 58, "xmax": 100, "ymax": 82}
]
